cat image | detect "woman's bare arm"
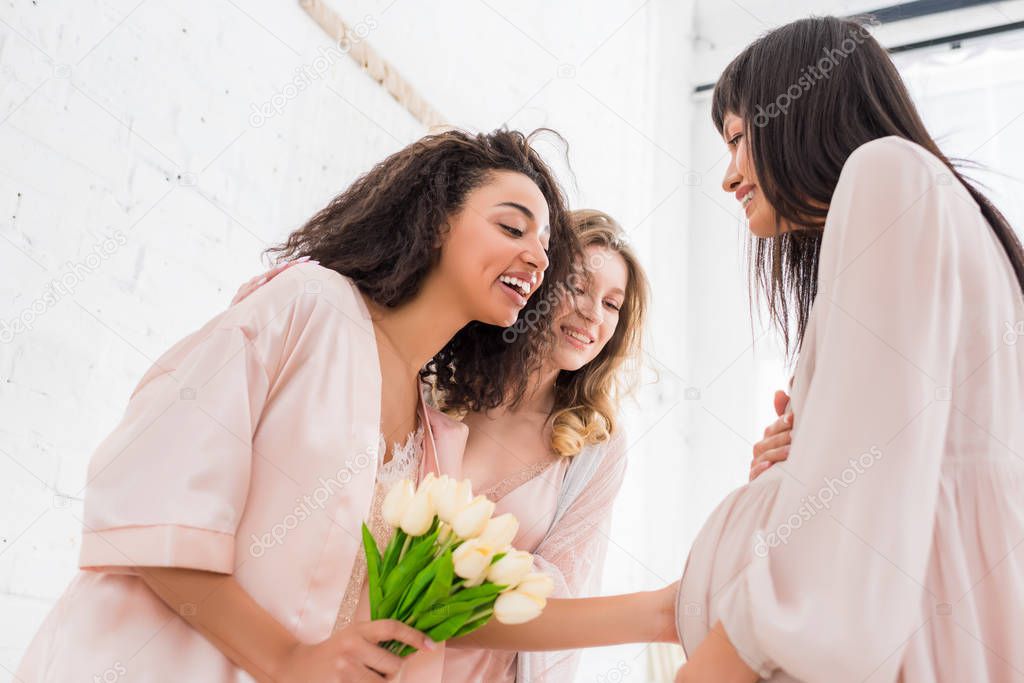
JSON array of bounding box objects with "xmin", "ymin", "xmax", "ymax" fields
[
  {"xmin": 137, "ymin": 567, "xmax": 298, "ymax": 682},
  {"xmin": 138, "ymin": 567, "xmax": 433, "ymax": 682},
  {"xmin": 450, "ymin": 584, "xmax": 678, "ymax": 652},
  {"xmin": 674, "ymin": 622, "xmax": 758, "ymax": 683}
]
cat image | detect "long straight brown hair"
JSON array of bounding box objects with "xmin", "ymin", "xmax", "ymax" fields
[{"xmin": 712, "ymin": 15, "xmax": 1024, "ymax": 355}]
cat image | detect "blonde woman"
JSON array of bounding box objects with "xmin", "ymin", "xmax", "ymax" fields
[{"xmin": 439, "ymin": 209, "xmax": 650, "ymax": 680}]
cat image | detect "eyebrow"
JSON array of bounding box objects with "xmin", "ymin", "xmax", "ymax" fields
[{"xmin": 496, "ymin": 201, "xmax": 535, "ymax": 222}]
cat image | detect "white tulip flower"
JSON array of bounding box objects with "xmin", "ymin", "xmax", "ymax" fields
[
  {"xmin": 452, "ymin": 495, "xmax": 495, "ymax": 539},
  {"xmin": 381, "ymin": 479, "xmax": 415, "ymax": 528},
  {"xmin": 423, "ymin": 473, "xmax": 446, "ymax": 499},
  {"xmin": 462, "ymin": 573, "xmax": 487, "ymax": 588},
  {"xmin": 434, "ymin": 477, "xmax": 473, "ymax": 524},
  {"xmin": 417, "ymin": 472, "xmax": 438, "ymax": 496},
  {"xmin": 399, "ymin": 486, "xmax": 435, "ymax": 536},
  {"xmin": 493, "ymin": 590, "xmax": 546, "ymax": 625},
  {"xmin": 478, "ymin": 513, "xmax": 519, "ymax": 550},
  {"xmin": 486, "ymin": 550, "xmax": 533, "ymax": 587},
  {"xmin": 452, "ymin": 538, "xmax": 494, "ymax": 581},
  {"xmin": 514, "ymin": 571, "xmax": 555, "ymax": 600}
]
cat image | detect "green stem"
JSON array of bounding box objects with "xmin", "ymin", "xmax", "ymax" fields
[
  {"xmin": 466, "ymin": 608, "xmax": 493, "ymax": 622},
  {"xmin": 398, "ymin": 534, "xmax": 412, "ymax": 562},
  {"xmin": 433, "ymin": 535, "xmax": 457, "ymax": 560}
]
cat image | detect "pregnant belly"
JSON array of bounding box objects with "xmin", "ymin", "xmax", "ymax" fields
[{"xmin": 675, "ymin": 473, "xmax": 802, "ymax": 682}]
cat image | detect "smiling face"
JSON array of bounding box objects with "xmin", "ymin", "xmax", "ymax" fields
[
  {"xmin": 436, "ymin": 170, "xmax": 551, "ymax": 328},
  {"xmin": 549, "ymin": 245, "xmax": 629, "ymax": 372},
  {"xmin": 720, "ymin": 112, "xmax": 785, "ymax": 238}
]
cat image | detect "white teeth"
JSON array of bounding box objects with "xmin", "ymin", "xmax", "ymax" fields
[
  {"xmin": 499, "ymin": 275, "xmax": 531, "ymax": 296},
  {"xmin": 563, "ymin": 328, "xmax": 592, "ymax": 344},
  {"xmin": 740, "ymin": 190, "xmax": 754, "ymax": 208}
]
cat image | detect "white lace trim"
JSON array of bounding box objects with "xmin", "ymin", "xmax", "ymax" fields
[{"xmin": 377, "ymin": 423, "xmax": 424, "ymax": 487}]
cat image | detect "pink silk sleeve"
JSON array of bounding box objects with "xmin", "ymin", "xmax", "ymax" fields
[
  {"xmin": 521, "ymin": 428, "xmax": 629, "ymax": 681},
  {"xmin": 78, "ymin": 323, "xmax": 274, "ymax": 575}
]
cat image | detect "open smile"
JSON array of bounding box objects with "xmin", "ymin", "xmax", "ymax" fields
[
  {"xmin": 497, "ymin": 271, "xmax": 536, "ymax": 307},
  {"xmin": 561, "ymin": 324, "xmax": 594, "ymax": 351}
]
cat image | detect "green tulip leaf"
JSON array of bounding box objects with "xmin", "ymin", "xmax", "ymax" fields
[
  {"xmin": 414, "ymin": 600, "xmax": 473, "ymax": 631},
  {"xmin": 452, "ymin": 611, "xmax": 493, "ymax": 639},
  {"xmin": 447, "ymin": 582, "xmax": 505, "ymax": 603},
  {"xmin": 361, "ymin": 523, "xmax": 383, "ymax": 620},
  {"xmin": 380, "ymin": 528, "xmax": 407, "ymax": 581},
  {"xmin": 411, "ymin": 549, "xmax": 454, "ymax": 618}
]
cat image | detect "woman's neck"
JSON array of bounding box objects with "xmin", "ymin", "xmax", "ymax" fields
[
  {"xmin": 505, "ymin": 363, "xmax": 560, "ymax": 418},
  {"xmin": 367, "ymin": 278, "xmax": 469, "ymax": 377}
]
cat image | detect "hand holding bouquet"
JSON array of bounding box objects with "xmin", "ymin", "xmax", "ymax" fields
[{"xmin": 362, "ymin": 474, "xmax": 554, "ymax": 656}]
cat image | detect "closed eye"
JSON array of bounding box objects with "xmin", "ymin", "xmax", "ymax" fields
[
  {"xmin": 604, "ymin": 300, "xmax": 621, "ymax": 311},
  {"xmin": 728, "ymin": 133, "xmax": 743, "ymax": 147},
  {"xmin": 500, "ymin": 224, "xmax": 524, "ymax": 237}
]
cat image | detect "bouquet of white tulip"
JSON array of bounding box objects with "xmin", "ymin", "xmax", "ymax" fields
[{"xmin": 363, "ymin": 473, "xmax": 554, "ymax": 656}]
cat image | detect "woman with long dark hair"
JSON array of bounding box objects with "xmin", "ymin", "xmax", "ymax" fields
[
  {"xmin": 16, "ymin": 128, "xmax": 579, "ymax": 683},
  {"xmin": 675, "ymin": 16, "xmax": 1024, "ymax": 682}
]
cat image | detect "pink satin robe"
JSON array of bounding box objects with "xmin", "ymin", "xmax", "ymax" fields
[{"xmin": 16, "ymin": 263, "xmax": 468, "ymax": 682}]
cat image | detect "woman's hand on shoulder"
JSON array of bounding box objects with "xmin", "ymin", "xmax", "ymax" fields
[{"xmin": 230, "ymin": 257, "xmax": 316, "ymax": 306}]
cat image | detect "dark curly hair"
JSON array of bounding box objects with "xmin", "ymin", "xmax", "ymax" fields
[{"xmin": 264, "ymin": 127, "xmax": 579, "ymax": 411}]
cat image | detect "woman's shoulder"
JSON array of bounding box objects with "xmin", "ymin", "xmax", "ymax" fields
[
  {"xmin": 845, "ymin": 135, "xmax": 941, "ymax": 172},
  {"xmin": 827, "ymin": 136, "xmax": 973, "ymax": 254},
  {"xmin": 838, "ymin": 136, "xmax": 961, "ymax": 199},
  {"xmin": 577, "ymin": 424, "xmax": 629, "ymax": 463},
  {"xmin": 221, "ymin": 262, "xmax": 372, "ymax": 334}
]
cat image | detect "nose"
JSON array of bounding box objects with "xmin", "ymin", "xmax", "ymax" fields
[
  {"xmin": 523, "ymin": 237, "xmax": 550, "ymax": 279},
  {"xmin": 722, "ymin": 157, "xmax": 742, "ymax": 193},
  {"xmin": 576, "ymin": 292, "xmax": 602, "ymax": 325}
]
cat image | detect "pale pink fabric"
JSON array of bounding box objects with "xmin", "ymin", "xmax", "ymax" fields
[
  {"xmin": 443, "ymin": 430, "xmax": 629, "ymax": 682},
  {"xmin": 16, "ymin": 263, "xmax": 468, "ymax": 683},
  {"xmin": 677, "ymin": 137, "xmax": 1024, "ymax": 682}
]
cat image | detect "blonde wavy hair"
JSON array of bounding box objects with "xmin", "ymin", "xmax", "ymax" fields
[{"xmin": 549, "ymin": 209, "xmax": 649, "ymax": 456}]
